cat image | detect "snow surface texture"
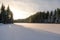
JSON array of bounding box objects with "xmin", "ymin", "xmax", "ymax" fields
[{"xmin": 0, "ymin": 23, "xmax": 60, "ymax": 40}]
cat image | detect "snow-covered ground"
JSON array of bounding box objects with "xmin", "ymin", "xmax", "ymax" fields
[{"xmin": 0, "ymin": 23, "xmax": 60, "ymax": 40}]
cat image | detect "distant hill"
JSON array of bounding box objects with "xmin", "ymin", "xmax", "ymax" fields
[{"xmin": 14, "ymin": 8, "xmax": 60, "ymax": 23}]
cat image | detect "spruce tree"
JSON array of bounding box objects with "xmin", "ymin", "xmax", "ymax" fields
[
  {"xmin": 1, "ymin": 4, "xmax": 6, "ymax": 23},
  {"xmin": 6, "ymin": 5, "xmax": 13, "ymax": 23}
]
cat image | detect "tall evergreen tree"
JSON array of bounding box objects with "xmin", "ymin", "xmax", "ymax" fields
[
  {"xmin": 1, "ymin": 4, "xmax": 6, "ymax": 23},
  {"xmin": 50, "ymin": 11, "xmax": 53, "ymax": 23},
  {"xmin": 54, "ymin": 9, "xmax": 57, "ymax": 23},
  {"xmin": 6, "ymin": 5, "xmax": 13, "ymax": 23},
  {"xmin": 57, "ymin": 8, "xmax": 60, "ymax": 23},
  {"xmin": 46, "ymin": 11, "xmax": 49, "ymax": 20}
]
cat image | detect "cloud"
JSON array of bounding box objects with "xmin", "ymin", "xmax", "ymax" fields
[
  {"xmin": 0, "ymin": 0, "xmax": 60, "ymax": 19},
  {"xmin": 0, "ymin": 0, "xmax": 60, "ymax": 12}
]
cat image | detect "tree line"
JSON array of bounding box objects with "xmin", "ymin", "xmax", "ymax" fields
[
  {"xmin": 24, "ymin": 8, "xmax": 60, "ymax": 23},
  {"xmin": 0, "ymin": 4, "xmax": 13, "ymax": 24}
]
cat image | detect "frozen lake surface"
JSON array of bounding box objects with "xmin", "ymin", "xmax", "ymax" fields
[{"xmin": 0, "ymin": 23, "xmax": 60, "ymax": 40}]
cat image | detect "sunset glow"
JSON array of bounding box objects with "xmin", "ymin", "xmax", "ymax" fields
[
  {"xmin": 0, "ymin": 0, "xmax": 60, "ymax": 20},
  {"xmin": 10, "ymin": 7, "xmax": 31, "ymax": 20}
]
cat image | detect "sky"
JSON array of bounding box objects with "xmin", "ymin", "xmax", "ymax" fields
[{"xmin": 0, "ymin": 0, "xmax": 60, "ymax": 19}]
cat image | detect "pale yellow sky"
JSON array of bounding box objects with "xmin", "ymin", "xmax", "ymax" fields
[
  {"xmin": 0, "ymin": 0, "xmax": 36, "ymax": 19},
  {"xmin": 0, "ymin": 0, "xmax": 60, "ymax": 19}
]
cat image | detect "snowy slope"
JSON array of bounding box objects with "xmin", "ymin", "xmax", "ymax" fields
[{"xmin": 0, "ymin": 23, "xmax": 60, "ymax": 40}]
